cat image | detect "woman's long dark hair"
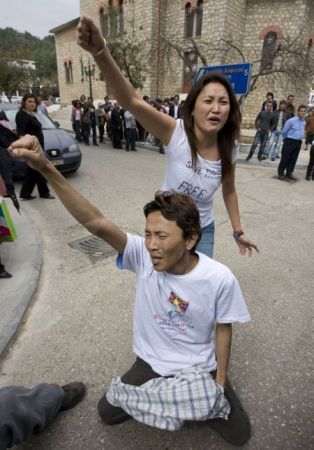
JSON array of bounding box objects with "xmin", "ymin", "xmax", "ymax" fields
[
  {"xmin": 182, "ymin": 73, "xmax": 241, "ymax": 180},
  {"xmin": 20, "ymin": 93, "xmax": 39, "ymax": 112}
]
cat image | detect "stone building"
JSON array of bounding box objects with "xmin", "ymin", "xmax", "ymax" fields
[{"xmin": 50, "ymin": 0, "xmax": 314, "ymax": 127}]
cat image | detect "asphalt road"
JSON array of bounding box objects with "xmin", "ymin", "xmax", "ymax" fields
[{"xmin": 0, "ymin": 141, "xmax": 313, "ymax": 450}]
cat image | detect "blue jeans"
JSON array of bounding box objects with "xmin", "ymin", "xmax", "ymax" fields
[
  {"xmin": 196, "ymin": 221, "xmax": 215, "ymax": 258},
  {"xmin": 265, "ymin": 131, "xmax": 283, "ymax": 158}
]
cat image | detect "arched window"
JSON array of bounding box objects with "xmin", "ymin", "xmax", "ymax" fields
[
  {"xmin": 185, "ymin": 3, "xmax": 194, "ymax": 38},
  {"xmin": 261, "ymin": 31, "xmax": 277, "ymax": 70},
  {"xmin": 100, "ymin": 8, "xmax": 109, "ymax": 38},
  {"xmin": 64, "ymin": 61, "xmax": 73, "ymax": 84},
  {"xmin": 119, "ymin": 0, "xmax": 124, "ymax": 34},
  {"xmin": 195, "ymin": 0, "xmax": 203, "ymax": 36},
  {"xmin": 109, "ymin": 0, "xmax": 118, "ymax": 37},
  {"xmin": 69, "ymin": 61, "xmax": 73, "ymax": 84}
]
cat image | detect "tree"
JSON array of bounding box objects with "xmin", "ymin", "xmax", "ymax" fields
[
  {"xmin": 0, "ymin": 28, "xmax": 57, "ymax": 98},
  {"xmin": 107, "ymin": 37, "xmax": 147, "ymax": 89},
  {"xmin": 160, "ymin": 32, "xmax": 314, "ymax": 104},
  {"xmin": 0, "ymin": 54, "xmax": 36, "ymax": 100}
]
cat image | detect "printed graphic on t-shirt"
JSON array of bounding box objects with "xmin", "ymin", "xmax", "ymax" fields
[
  {"xmin": 175, "ymin": 160, "xmax": 220, "ymax": 201},
  {"xmin": 153, "ymin": 291, "xmax": 194, "ymax": 334},
  {"xmin": 169, "ymin": 291, "xmax": 189, "ymax": 315},
  {"xmin": 185, "ymin": 160, "xmax": 221, "ymax": 178}
]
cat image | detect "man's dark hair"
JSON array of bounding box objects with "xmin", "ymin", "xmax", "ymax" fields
[
  {"xmin": 266, "ymin": 92, "xmax": 274, "ymax": 98},
  {"xmin": 143, "ymin": 192, "xmax": 202, "ymax": 253},
  {"xmin": 298, "ymin": 104, "xmax": 307, "ymax": 111},
  {"xmin": 182, "ymin": 73, "xmax": 241, "ymax": 180},
  {"xmin": 279, "ymin": 100, "xmax": 287, "ymax": 105}
]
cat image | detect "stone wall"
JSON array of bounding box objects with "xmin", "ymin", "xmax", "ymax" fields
[
  {"xmin": 52, "ymin": 0, "xmax": 314, "ymax": 127},
  {"xmin": 241, "ymin": 0, "xmax": 312, "ymax": 127}
]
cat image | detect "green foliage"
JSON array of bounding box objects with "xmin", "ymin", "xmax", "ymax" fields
[
  {"xmin": 0, "ymin": 28, "xmax": 57, "ymax": 96},
  {"xmin": 107, "ymin": 38, "xmax": 146, "ymax": 89}
]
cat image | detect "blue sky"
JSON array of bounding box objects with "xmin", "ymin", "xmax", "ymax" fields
[{"xmin": 0, "ymin": 0, "xmax": 80, "ymax": 38}]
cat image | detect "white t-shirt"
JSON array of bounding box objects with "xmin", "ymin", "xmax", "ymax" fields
[
  {"xmin": 161, "ymin": 120, "xmax": 238, "ymax": 228},
  {"xmin": 117, "ymin": 234, "xmax": 250, "ymax": 377}
]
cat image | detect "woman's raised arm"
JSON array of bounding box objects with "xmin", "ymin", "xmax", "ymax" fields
[{"xmin": 77, "ymin": 16, "xmax": 176, "ymax": 145}]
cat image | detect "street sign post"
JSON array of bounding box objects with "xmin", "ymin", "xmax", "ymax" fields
[{"xmin": 193, "ymin": 63, "xmax": 252, "ymax": 95}]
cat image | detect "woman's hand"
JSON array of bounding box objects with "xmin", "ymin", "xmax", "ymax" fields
[
  {"xmin": 76, "ymin": 16, "xmax": 105, "ymax": 55},
  {"xmin": 8, "ymin": 135, "xmax": 50, "ymax": 172},
  {"xmin": 235, "ymin": 234, "xmax": 259, "ymax": 257}
]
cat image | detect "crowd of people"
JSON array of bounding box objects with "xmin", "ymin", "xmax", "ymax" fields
[
  {"xmin": 70, "ymin": 93, "xmax": 185, "ymax": 153},
  {"xmin": 246, "ymin": 91, "xmax": 314, "ymax": 181}
]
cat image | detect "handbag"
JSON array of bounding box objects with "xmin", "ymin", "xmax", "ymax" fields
[{"xmin": 0, "ymin": 197, "xmax": 17, "ymax": 242}]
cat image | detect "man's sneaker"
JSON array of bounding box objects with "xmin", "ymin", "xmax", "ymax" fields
[
  {"xmin": 277, "ymin": 175, "xmax": 285, "ymax": 181},
  {"xmin": 305, "ymin": 176, "xmax": 310, "ymax": 181},
  {"xmin": 60, "ymin": 382, "xmax": 86, "ymax": 411},
  {"xmin": 285, "ymin": 175, "xmax": 298, "ymax": 182}
]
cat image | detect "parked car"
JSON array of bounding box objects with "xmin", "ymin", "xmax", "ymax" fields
[{"xmin": 0, "ymin": 104, "xmax": 82, "ymax": 177}]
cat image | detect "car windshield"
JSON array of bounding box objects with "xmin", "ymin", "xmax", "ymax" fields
[{"xmin": 2, "ymin": 109, "xmax": 57, "ymax": 131}]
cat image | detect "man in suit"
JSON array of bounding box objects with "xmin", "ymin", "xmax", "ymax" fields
[
  {"xmin": 169, "ymin": 95, "xmax": 181, "ymax": 120},
  {"xmin": 110, "ymin": 102, "xmax": 123, "ymax": 149}
]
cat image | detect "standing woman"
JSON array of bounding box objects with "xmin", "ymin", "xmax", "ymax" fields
[
  {"xmin": 16, "ymin": 94, "xmax": 54, "ymax": 200},
  {"xmin": 77, "ymin": 17, "xmax": 258, "ymax": 257}
]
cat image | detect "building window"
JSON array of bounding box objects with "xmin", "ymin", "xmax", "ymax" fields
[
  {"xmin": 108, "ymin": 0, "xmax": 118, "ymax": 37},
  {"xmin": 101, "ymin": 0, "xmax": 124, "ymax": 38},
  {"xmin": 185, "ymin": 3, "xmax": 194, "ymax": 38},
  {"xmin": 100, "ymin": 8, "xmax": 109, "ymax": 38},
  {"xmin": 195, "ymin": 0, "xmax": 203, "ymax": 36},
  {"xmin": 64, "ymin": 61, "xmax": 73, "ymax": 84},
  {"xmin": 184, "ymin": 1, "xmax": 203, "ymax": 38},
  {"xmin": 119, "ymin": 0, "xmax": 124, "ymax": 34},
  {"xmin": 261, "ymin": 31, "xmax": 277, "ymax": 70},
  {"xmin": 183, "ymin": 51, "xmax": 198, "ymax": 93}
]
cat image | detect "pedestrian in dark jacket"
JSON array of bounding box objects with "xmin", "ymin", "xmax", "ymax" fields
[
  {"xmin": 110, "ymin": 103, "xmax": 123, "ymax": 149},
  {"xmin": 16, "ymin": 94, "xmax": 54, "ymax": 200},
  {"xmin": 264, "ymin": 100, "xmax": 290, "ymax": 160},
  {"xmin": 246, "ymin": 102, "xmax": 274, "ymax": 161},
  {"xmin": 261, "ymin": 92, "xmax": 277, "ymax": 112}
]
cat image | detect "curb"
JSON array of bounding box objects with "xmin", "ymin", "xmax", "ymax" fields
[{"xmin": 0, "ymin": 206, "xmax": 43, "ymax": 358}]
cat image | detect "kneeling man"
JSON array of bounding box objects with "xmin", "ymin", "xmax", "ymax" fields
[{"xmin": 9, "ymin": 135, "xmax": 251, "ymax": 446}]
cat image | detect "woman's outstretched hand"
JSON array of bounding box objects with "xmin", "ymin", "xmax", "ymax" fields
[
  {"xmin": 236, "ymin": 234, "xmax": 259, "ymax": 257},
  {"xmin": 76, "ymin": 16, "xmax": 105, "ymax": 55}
]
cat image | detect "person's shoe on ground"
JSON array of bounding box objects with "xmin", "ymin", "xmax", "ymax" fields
[
  {"xmin": 20, "ymin": 195, "xmax": 36, "ymax": 200},
  {"xmin": 285, "ymin": 175, "xmax": 298, "ymax": 182},
  {"xmin": 40, "ymin": 194, "xmax": 55, "ymax": 199},
  {"xmin": 277, "ymin": 175, "xmax": 285, "ymax": 181},
  {"xmin": 0, "ymin": 268, "xmax": 12, "ymax": 278},
  {"xmin": 60, "ymin": 382, "xmax": 86, "ymax": 411},
  {"xmin": 305, "ymin": 175, "xmax": 310, "ymax": 181}
]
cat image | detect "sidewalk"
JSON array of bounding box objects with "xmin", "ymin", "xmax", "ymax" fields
[{"xmin": 0, "ymin": 202, "xmax": 43, "ymax": 357}]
